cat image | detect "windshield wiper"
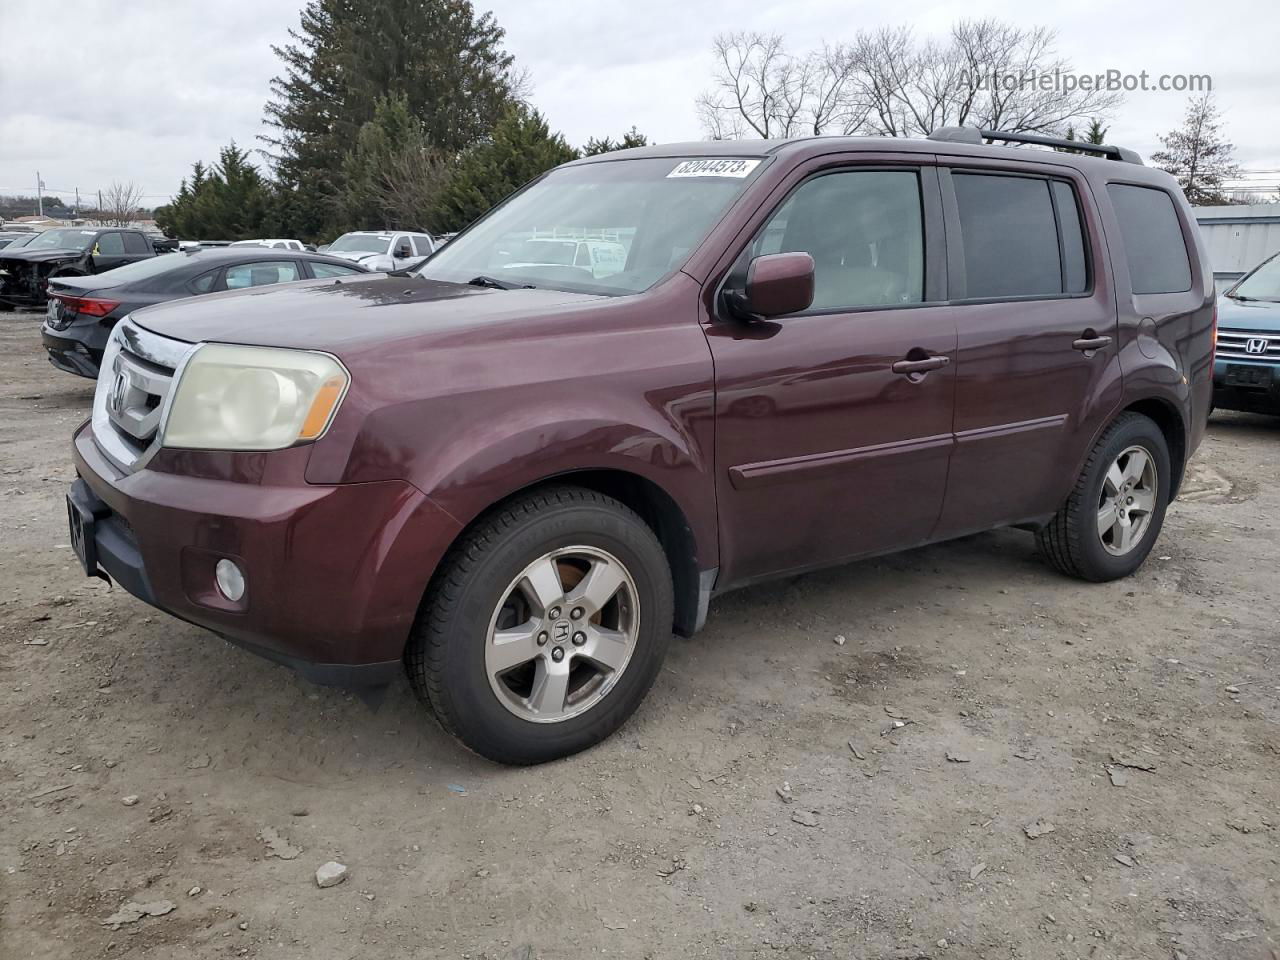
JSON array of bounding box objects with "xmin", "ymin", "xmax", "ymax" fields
[
  {"xmin": 1227, "ymin": 293, "xmax": 1256, "ymax": 301},
  {"xmin": 466, "ymin": 275, "xmax": 535, "ymax": 290}
]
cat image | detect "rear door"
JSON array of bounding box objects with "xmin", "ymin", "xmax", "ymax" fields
[
  {"xmin": 121, "ymin": 232, "xmax": 153, "ymax": 265},
  {"xmin": 705, "ymin": 156, "xmax": 956, "ymax": 585},
  {"xmin": 932, "ymin": 161, "xmax": 1122, "ymax": 539}
]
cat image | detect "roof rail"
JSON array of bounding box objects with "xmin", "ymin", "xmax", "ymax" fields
[{"xmin": 926, "ymin": 126, "xmax": 1143, "ymax": 165}]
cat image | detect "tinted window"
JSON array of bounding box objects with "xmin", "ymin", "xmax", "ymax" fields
[
  {"xmin": 755, "ymin": 170, "xmax": 924, "ymax": 309},
  {"xmin": 392, "ymin": 237, "xmax": 413, "ymax": 258},
  {"xmin": 190, "ymin": 270, "xmax": 218, "ymax": 293},
  {"xmin": 95, "ymin": 233, "xmax": 125, "ymax": 255},
  {"xmin": 123, "ymin": 233, "xmax": 150, "ymax": 255},
  {"xmin": 1106, "ymin": 184, "xmax": 1192, "ymax": 294},
  {"xmin": 1051, "ymin": 181, "xmax": 1088, "ymax": 294},
  {"xmin": 224, "ymin": 261, "xmax": 300, "ymax": 289},
  {"xmin": 953, "ymin": 174, "xmax": 1060, "ymax": 299},
  {"xmin": 411, "ymin": 235, "xmax": 432, "ymax": 256},
  {"xmin": 310, "ymin": 261, "xmax": 363, "ymax": 279}
]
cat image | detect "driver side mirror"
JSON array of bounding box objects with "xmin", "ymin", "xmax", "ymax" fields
[
  {"xmin": 729, "ymin": 252, "xmax": 815, "ymax": 319},
  {"xmin": 395, "ymin": 243, "xmax": 412, "ymax": 258}
]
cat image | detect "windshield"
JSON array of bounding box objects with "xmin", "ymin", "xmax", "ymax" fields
[
  {"xmin": 417, "ymin": 156, "xmax": 766, "ymax": 295},
  {"xmin": 328, "ymin": 234, "xmax": 391, "ymax": 254},
  {"xmin": 1232, "ymin": 254, "xmax": 1280, "ymax": 301},
  {"xmin": 26, "ymin": 228, "xmax": 98, "ymax": 251}
]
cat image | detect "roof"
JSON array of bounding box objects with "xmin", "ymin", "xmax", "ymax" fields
[
  {"xmin": 568, "ymin": 134, "xmax": 1166, "ymax": 182},
  {"xmin": 175, "ymin": 247, "xmax": 360, "ymax": 265}
]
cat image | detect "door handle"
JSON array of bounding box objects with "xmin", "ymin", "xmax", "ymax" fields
[
  {"xmin": 892, "ymin": 355, "xmax": 950, "ymax": 375},
  {"xmin": 1072, "ymin": 333, "xmax": 1112, "ymax": 352}
]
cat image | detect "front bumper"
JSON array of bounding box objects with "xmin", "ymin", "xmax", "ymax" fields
[
  {"xmin": 1213, "ymin": 358, "xmax": 1280, "ymax": 413},
  {"xmin": 70, "ymin": 423, "xmax": 463, "ymax": 687}
]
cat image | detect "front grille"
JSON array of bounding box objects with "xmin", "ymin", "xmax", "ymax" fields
[
  {"xmin": 1218, "ymin": 327, "xmax": 1280, "ymax": 364},
  {"xmin": 91, "ymin": 319, "xmax": 195, "ymax": 473}
]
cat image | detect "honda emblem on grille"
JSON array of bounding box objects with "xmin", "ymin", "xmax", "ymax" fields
[
  {"xmin": 1245, "ymin": 337, "xmax": 1270, "ymax": 355},
  {"xmin": 109, "ymin": 370, "xmax": 129, "ymax": 412}
]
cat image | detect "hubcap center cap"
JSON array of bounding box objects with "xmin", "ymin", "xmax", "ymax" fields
[{"xmin": 551, "ymin": 619, "xmax": 571, "ymax": 643}]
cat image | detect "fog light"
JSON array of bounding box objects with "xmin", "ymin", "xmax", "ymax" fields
[{"xmin": 214, "ymin": 559, "xmax": 245, "ymax": 602}]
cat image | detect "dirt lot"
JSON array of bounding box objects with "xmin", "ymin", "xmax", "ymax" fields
[{"xmin": 1, "ymin": 311, "xmax": 1277, "ymax": 960}]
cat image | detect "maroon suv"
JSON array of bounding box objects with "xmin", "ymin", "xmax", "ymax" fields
[{"xmin": 67, "ymin": 130, "xmax": 1214, "ymax": 763}]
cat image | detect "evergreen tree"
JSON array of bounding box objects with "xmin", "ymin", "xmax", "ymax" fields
[
  {"xmin": 582, "ymin": 127, "xmax": 649, "ymax": 156},
  {"xmin": 432, "ymin": 108, "xmax": 579, "ymax": 231},
  {"xmin": 1084, "ymin": 118, "xmax": 1108, "ymax": 145},
  {"xmin": 339, "ymin": 94, "xmax": 446, "ymax": 231},
  {"xmin": 1151, "ymin": 94, "xmax": 1241, "ymax": 206},
  {"xmin": 154, "ymin": 144, "xmax": 278, "ymax": 239},
  {"xmin": 263, "ymin": 0, "xmax": 520, "ymax": 237}
]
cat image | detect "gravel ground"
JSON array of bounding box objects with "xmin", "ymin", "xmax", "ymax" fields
[{"xmin": 1, "ymin": 311, "xmax": 1277, "ymax": 960}]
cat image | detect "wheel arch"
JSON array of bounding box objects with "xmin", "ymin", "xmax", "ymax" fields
[
  {"xmin": 427, "ymin": 467, "xmax": 708, "ymax": 639},
  {"xmin": 1120, "ymin": 396, "xmax": 1188, "ymax": 498}
]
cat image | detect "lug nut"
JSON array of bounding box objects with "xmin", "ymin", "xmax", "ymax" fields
[
  {"xmin": 572, "ymin": 631, "xmax": 587, "ymax": 646},
  {"xmin": 551, "ymin": 646, "xmax": 565, "ymax": 663},
  {"xmin": 548, "ymin": 606, "xmax": 562, "ymax": 620},
  {"xmin": 537, "ymin": 631, "xmax": 549, "ymax": 646},
  {"xmin": 570, "ymin": 606, "xmax": 585, "ymax": 620}
]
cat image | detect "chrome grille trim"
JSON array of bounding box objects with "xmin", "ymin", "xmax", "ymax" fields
[
  {"xmin": 91, "ymin": 318, "xmax": 198, "ymax": 474},
  {"xmin": 1217, "ymin": 327, "xmax": 1280, "ymax": 364}
]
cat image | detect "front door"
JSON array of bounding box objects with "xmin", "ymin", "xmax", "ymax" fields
[{"xmin": 705, "ymin": 163, "xmax": 957, "ymax": 586}]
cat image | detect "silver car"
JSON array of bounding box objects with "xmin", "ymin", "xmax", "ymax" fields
[{"xmin": 325, "ymin": 231, "xmax": 435, "ymax": 271}]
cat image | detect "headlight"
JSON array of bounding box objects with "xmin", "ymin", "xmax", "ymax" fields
[{"xmin": 162, "ymin": 343, "xmax": 349, "ymax": 451}]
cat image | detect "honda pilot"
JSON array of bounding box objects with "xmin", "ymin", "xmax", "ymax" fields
[{"xmin": 66, "ymin": 130, "xmax": 1214, "ymax": 764}]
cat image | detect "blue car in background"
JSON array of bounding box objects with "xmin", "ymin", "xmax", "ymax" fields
[{"xmin": 1215, "ymin": 251, "xmax": 1280, "ymax": 416}]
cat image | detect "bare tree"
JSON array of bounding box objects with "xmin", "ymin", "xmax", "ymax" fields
[
  {"xmin": 101, "ymin": 181, "xmax": 145, "ymax": 226},
  {"xmin": 698, "ymin": 20, "xmax": 1123, "ymax": 141}
]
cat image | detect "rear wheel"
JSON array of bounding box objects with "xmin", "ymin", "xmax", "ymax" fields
[
  {"xmin": 1036, "ymin": 412, "xmax": 1171, "ymax": 582},
  {"xmin": 405, "ymin": 486, "xmax": 674, "ymax": 764}
]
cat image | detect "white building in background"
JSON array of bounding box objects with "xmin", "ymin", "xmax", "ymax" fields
[{"xmin": 1195, "ymin": 204, "xmax": 1280, "ymax": 292}]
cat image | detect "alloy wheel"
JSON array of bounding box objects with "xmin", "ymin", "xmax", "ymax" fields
[
  {"xmin": 1097, "ymin": 444, "xmax": 1158, "ymax": 556},
  {"xmin": 484, "ymin": 546, "xmax": 639, "ymax": 723}
]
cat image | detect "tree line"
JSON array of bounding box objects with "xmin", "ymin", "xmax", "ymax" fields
[
  {"xmin": 154, "ymin": 3, "xmax": 1255, "ymax": 242},
  {"xmin": 156, "ymin": 0, "xmax": 648, "ymax": 242}
]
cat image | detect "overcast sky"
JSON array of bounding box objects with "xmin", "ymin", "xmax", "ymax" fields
[{"xmin": 1, "ymin": 0, "xmax": 1277, "ymax": 210}]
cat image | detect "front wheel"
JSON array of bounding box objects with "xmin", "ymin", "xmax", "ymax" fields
[
  {"xmin": 405, "ymin": 486, "xmax": 674, "ymax": 764},
  {"xmin": 1036, "ymin": 412, "xmax": 1172, "ymax": 582}
]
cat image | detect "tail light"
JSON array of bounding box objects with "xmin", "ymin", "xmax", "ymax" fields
[{"xmin": 53, "ymin": 295, "xmax": 121, "ymax": 318}]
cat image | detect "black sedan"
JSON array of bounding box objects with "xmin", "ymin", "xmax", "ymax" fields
[{"xmin": 41, "ymin": 247, "xmax": 370, "ymax": 379}]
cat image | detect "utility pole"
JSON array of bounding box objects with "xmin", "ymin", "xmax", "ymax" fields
[
  {"xmin": 75, "ymin": 187, "xmax": 80, "ymax": 219},
  {"xmin": 98, "ymin": 189, "xmax": 103, "ymax": 223},
  {"xmin": 36, "ymin": 171, "xmax": 43, "ymax": 216}
]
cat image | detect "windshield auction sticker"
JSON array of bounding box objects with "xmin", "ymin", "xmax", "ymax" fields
[{"xmin": 667, "ymin": 159, "xmax": 762, "ymax": 179}]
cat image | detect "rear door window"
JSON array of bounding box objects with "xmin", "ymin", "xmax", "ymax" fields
[
  {"xmin": 309, "ymin": 261, "xmax": 364, "ymax": 279},
  {"xmin": 951, "ymin": 174, "xmax": 1062, "ymax": 299},
  {"xmin": 224, "ymin": 261, "xmax": 301, "ymax": 289},
  {"xmin": 1105, "ymin": 184, "xmax": 1192, "ymax": 294},
  {"xmin": 411, "ymin": 235, "xmax": 432, "ymax": 256},
  {"xmin": 123, "ymin": 233, "xmax": 150, "ymax": 255}
]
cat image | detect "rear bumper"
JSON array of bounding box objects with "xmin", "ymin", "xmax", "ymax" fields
[
  {"xmin": 43, "ymin": 326, "xmax": 105, "ymax": 379},
  {"xmin": 70, "ymin": 423, "xmax": 463, "ymax": 687}
]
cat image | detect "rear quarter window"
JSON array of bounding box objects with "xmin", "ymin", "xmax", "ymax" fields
[{"xmin": 1105, "ymin": 184, "xmax": 1193, "ymax": 294}]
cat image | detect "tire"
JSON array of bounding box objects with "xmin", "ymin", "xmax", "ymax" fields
[
  {"xmin": 405, "ymin": 485, "xmax": 674, "ymax": 765},
  {"xmin": 1036, "ymin": 412, "xmax": 1172, "ymax": 582}
]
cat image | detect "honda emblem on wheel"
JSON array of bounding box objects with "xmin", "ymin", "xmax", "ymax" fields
[{"xmin": 1245, "ymin": 337, "xmax": 1270, "ymax": 354}]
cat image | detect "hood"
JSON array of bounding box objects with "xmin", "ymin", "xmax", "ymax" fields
[
  {"xmin": 329, "ymin": 250, "xmax": 379, "ymax": 263},
  {"xmin": 1218, "ymin": 293, "xmax": 1280, "ymax": 332},
  {"xmin": 0, "ymin": 248, "xmax": 83, "ymax": 265},
  {"xmin": 129, "ymin": 274, "xmax": 605, "ymax": 355}
]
